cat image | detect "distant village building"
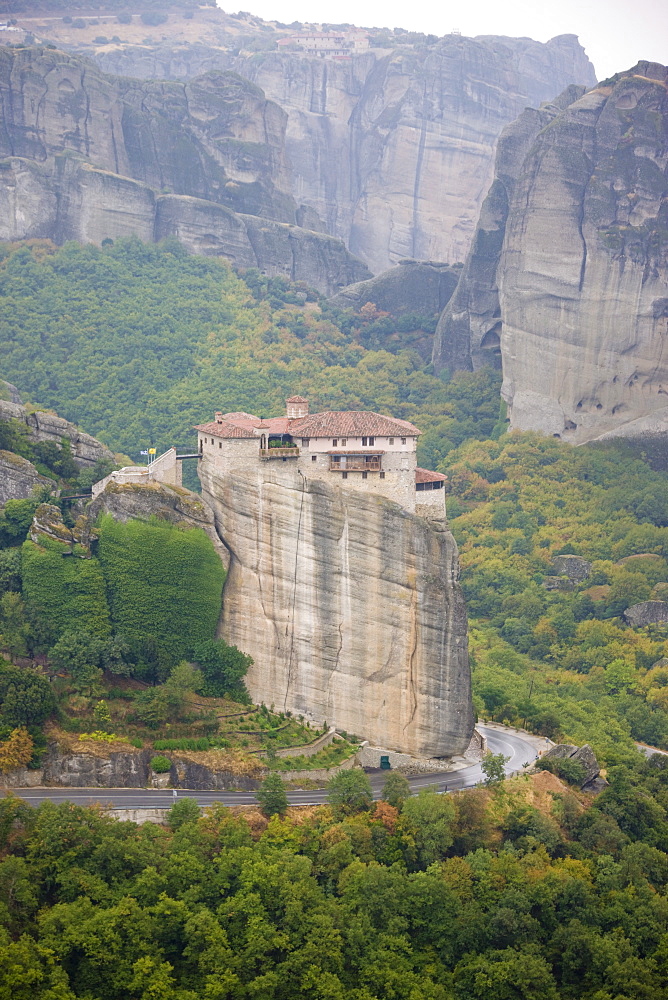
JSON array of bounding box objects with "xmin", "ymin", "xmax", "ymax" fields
[
  {"xmin": 195, "ymin": 396, "xmax": 446, "ymax": 518},
  {"xmin": 277, "ymin": 29, "xmax": 369, "ymax": 59}
]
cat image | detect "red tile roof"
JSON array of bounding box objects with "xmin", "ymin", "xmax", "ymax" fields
[
  {"xmin": 288, "ymin": 411, "xmax": 420, "ymax": 438},
  {"xmin": 196, "ymin": 408, "xmax": 421, "ymax": 440},
  {"xmin": 415, "ymin": 467, "xmax": 447, "ymax": 483},
  {"xmin": 194, "ymin": 421, "xmax": 255, "ymax": 439},
  {"xmin": 286, "ymin": 395, "xmax": 308, "ymax": 403}
]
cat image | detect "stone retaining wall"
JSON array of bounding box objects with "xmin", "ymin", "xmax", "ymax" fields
[
  {"xmin": 356, "ymin": 743, "xmax": 450, "ymax": 772},
  {"xmin": 275, "ymin": 752, "xmax": 359, "ymax": 783}
]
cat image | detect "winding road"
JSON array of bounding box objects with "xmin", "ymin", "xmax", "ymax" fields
[{"xmin": 5, "ymin": 726, "xmax": 540, "ymax": 811}]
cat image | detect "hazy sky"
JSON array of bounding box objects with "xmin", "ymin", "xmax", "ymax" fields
[{"xmin": 224, "ymin": 0, "xmax": 667, "ymax": 80}]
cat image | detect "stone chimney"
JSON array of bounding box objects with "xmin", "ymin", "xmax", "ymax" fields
[
  {"xmin": 286, "ymin": 395, "xmax": 309, "ymax": 419},
  {"xmin": 215, "ymin": 411, "xmax": 224, "ymax": 424}
]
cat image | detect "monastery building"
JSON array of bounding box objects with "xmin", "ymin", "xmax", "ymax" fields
[{"xmin": 195, "ymin": 396, "xmax": 446, "ymax": 518}]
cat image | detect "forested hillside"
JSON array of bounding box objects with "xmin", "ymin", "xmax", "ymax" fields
[{"xmin": 0, "ymin": 239, "xmax": 497, "ymax": 470}]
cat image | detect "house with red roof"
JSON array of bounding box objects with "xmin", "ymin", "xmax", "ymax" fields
[{"xmin": 195, "ymin": 396, "xmax": 446, "ymax": 517}]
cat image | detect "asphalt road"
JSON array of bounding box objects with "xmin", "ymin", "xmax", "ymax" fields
[{"xmin": 7, "ymin": 725, "xmax": 539, "ymax": 810}]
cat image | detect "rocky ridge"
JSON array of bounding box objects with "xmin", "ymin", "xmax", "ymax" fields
[{"xmin": 434, "ymin": 63, "xmax": 668, "ymax": 446}]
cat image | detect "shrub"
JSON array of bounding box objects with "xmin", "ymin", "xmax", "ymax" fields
[
  {"xmin": 72, "ymin": 19, "xmax": 86, "ymax": 29},
  {"xmin": 79, "ymin": 731, "xmax": 119, "ymax": 743},
  {"xmin": 140, "ymin": 12, "xmax": 168, "ymax": 26},
  {"xmin": 539, "ymin": 756, "xmax": 587, "ymax": 786},
  {"xmin": 168, "ymin": 796, "xmax": 200, "ymax": 829},
  {"xmin": 0, "ymin": 728, "xmax": 33, "ymax": 772},
  {"xmin": 150, "ymin": 755, "xmax": 171, "ymax": 773},
  {"xmin": 93, "ymin": 36, "xmax": 108, "ymax": 45},
  {"xmin": 117, "ymin": 13, "xmax": 132, "ymax": 24}
]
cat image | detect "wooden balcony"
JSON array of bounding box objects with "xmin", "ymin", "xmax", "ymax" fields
[
  {"xmin": 259, "ymin": 447, "xmax": 300, "ymax": 460},
  {"xmin": 329, "ymin": 454, "xmax": 382, "ymax": 472}
]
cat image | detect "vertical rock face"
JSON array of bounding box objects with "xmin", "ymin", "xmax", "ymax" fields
[
  {"xmin": 432, "ymin": 85, "xmax": 587, "ymax": 373},
  {"xmin": 434, "ymin": 63, "xmax": 668, "ymax": 447},
  {"xmin": 0, "ymin": 46, "xmax": 369, "ymax": 293},
  {"xmin": 94, "ymin": 34, "xmax": 596, "ymax": 272},
  {"xmin": 199, "ymin": 463, "xmax": 473, "ymax": 758}
]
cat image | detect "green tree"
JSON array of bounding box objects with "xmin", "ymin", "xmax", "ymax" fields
[
  {"xmin": 167, "ymin": 797, "xmax": 201, "ymax": 831},
  {"xmin": 481, "ymin": 751, "xmax": 510, "ymax": 786},
  {"xmin": 192, "ymin": 639, "xmax": 252, "ymax": 699},
  {"xmin": 327, "ymin": 768, "xmax": 373, "ymax": 816},
  {"xmin": 401, "ymin": 787, "xmax": 455, "ymax": 865},
  {"xmin": 257, "ymin": 773, "xmax": 288, "ymax": 818},
  {"xmin": 380, "ymin": 771, "xmax": 410, "ymax": 808},
  {"xmin": 92, "ymin": 700, "xmax": 112, "ymax": 730},
  {"xmin": 49, "ymin": 631, "xmax": 104, "ymax": 694},
  {"xmin": 0, "ymin": 663, "xmax": 54, "ymax": 727}
]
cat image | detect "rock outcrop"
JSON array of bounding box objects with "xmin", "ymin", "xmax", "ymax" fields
[
  {"xmin": 0, "ymin": 451, "xmax": 52, "ymax": 504},
  {"xmin": 432, "ymin": 84, "xmax": 587, "ymax": 373},
  {"xmin": 541, "ymin": 742, "xmax": 607, "ymax": 792},
  {"xmin": 0, "ymin": 46, "xmax": 370, "ymax": 294},
  {"xmin": 95, "ymin": 34, "xmax": 596, "ymax": 272},
  {"xmin": 551, "ymin": 555, "xmax": 592, "ymax": 583},
  {"xmin": 199, "ymin": 462, "xmax": 473, "ymax": 758},
  {"xmin": 0, "ymin": 392, "xmax": 114, "ymax": 468},
  {"xmin": 90, "ymin": 479, "xmax": 229, "ymax": 570},
  {"xmin": 624, "ymin": 601, "xmax": 668, "ymax": 627},
  {"xmin": 435, "ymin": 63, "xmax": 668, "ymax": 446},
  {"xmin": 329, "ymin": 260, "xmax": 460, "ymax": 317}
]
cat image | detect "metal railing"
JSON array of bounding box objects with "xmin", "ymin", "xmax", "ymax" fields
[{"xmin": 259, "ymin": 447, "xmax": 300, "ymax": 459}]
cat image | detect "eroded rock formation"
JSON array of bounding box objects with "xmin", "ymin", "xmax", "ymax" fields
[
  {"xmin": 0, "ymin": 46, "xmax": 369, "ymax": 293},
  {"xmin": 95, "ymin": 34, "xmax": 596, "ymax": 272},
  {"xmin": 435, "ymin": 64, "xmax": 668, "ymax": 446},
  {"xmin": 199, "ymin": 463, "xmax": 473, "ymax": 758},
  {"xmin": 329, "ymin": 260, "xmax": 460, "ymax": 317}
]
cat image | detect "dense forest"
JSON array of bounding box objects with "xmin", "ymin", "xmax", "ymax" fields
[
  {"xmin": 2, "ymin": 754, "xmax": 668, "ymax": 999},
  {"xmin": 1, "ymin": 237, "xmax": 668, "ymax": 996}
]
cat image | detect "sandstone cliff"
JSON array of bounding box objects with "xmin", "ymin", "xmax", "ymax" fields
[
  {"xmin": 199, "ymin": 463, "xmax": 473, "ymax": 758},
  {"xmin": 95, "ymin": 33, "xmax": 596, "ymax": 271},
  {"xmin": 434, "ymin": 63, "xmax": 668, "ymax": 446},
  {"xmin": 433, "ymin": 85, "xmax": 587, "ymax": 373},
  {"xmin": 0, "ymin": 46, "xmax": 370, "ymax": 293}
]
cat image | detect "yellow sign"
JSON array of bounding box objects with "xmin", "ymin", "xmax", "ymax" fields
[{"xmin": 148, "ymin": 448, "xmax": 156, "ymax": 455}]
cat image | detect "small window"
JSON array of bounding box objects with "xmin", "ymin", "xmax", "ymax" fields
[
  {"xmin": 333, "ymin": 439, "xmax": 338, "ymax": 447},
  {"xmin": 362, "ymin": 471, "xmax": 367, "ymax": 479},
  {"xmin": 380, "ymin": 471, "xmax": 385, "ymax": 479},
  {"xmin": 312, "ymin": 455, "xmax": 317, "ymax": 462},
  {"xmin": 362, "ymin": 436, "xmax": 367, "ymax": 446},
  {"xmin": 389, "ymin": 437, "xmax": 394, "ymax": 445},
  {"xmin": 341, "ymin": 438, "xmax": 347, "ymax": 445},
  {"xmin": 401, "ymin": 437, "xmax": 406, "ymax": 445},
  {"xmin": 342, "ymin": 471, "xmax": 348, "ymax": 479},
  {"xmin": 369, "ymin": 436, "xmax": 374, "ymax": 446},
  {"xmin": 302, "ymin": 438, "xmax": 310, "ymax": 447},
  {"xmin": 219, "ymin": 442, "xmax": 222, "ymax": 449}
]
